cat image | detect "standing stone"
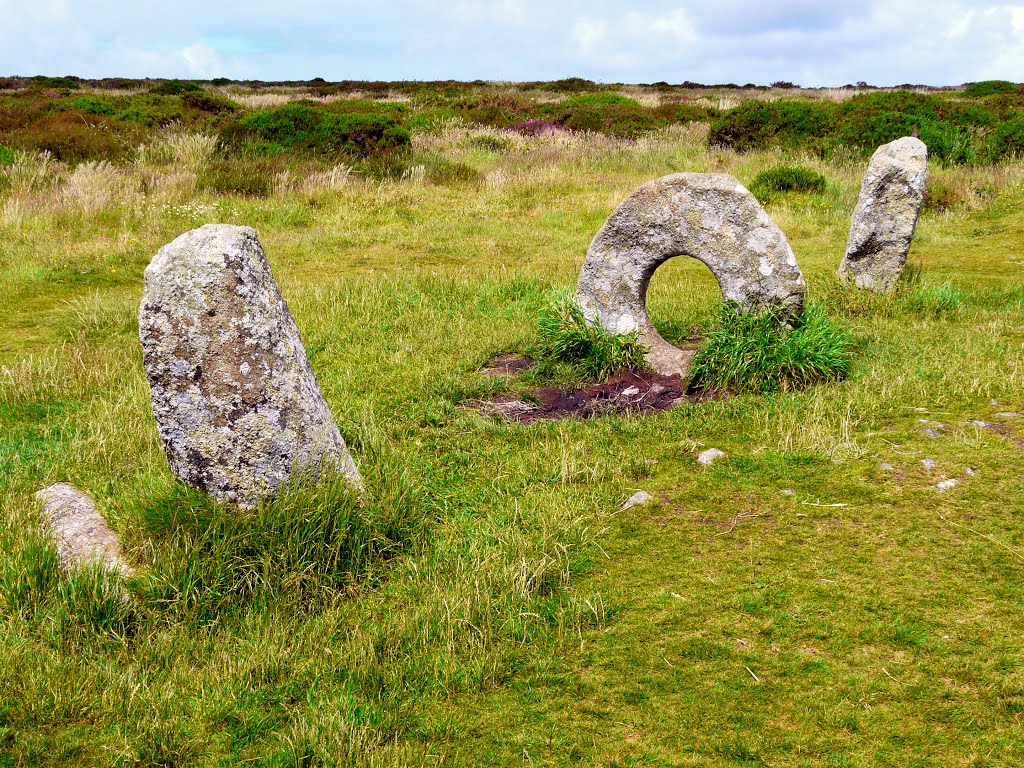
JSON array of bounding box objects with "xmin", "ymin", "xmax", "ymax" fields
[
  {"xmin": 576, "ymin": 173, "xmax": 805, "ymax": 378},
  {"xmin": 839, "ymin": 137, "xmax": 928, "ymax": 292},
  {"xmin": 139, "ymin": 224, "xmax": 361, "ymax": 508},
  {"xmin": 37, "ymin": 483, "xmax": 131, "ymax": 575}
]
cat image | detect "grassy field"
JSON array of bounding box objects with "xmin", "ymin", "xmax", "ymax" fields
[{"xmin": 3, "ymin": 85, "xmax": 1024, "ymax": 767}]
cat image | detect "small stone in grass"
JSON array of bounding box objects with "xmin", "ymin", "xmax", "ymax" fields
[
  {"xmin": 996, "ymin": 412, "xmax": 1020, "ymax": 418},
  {"xmin": 968, "ymin": 420, "xmax": 993, "ymax": 428},
  {"xmin": 621, "ymin": 491, "xmax": 654, "ymax": 510},
  {"xmin": 780, "ymin": 489, "xmax": 796, "ymax": 496},
  {"xmin": 922, "ymin": 459, "xmax": 936, "ymax": 470},
  {"xmin": 880, "ymin": 462, "xmax": 895, "ymax": 471},
  {"xmin": 936, "ymin": 478, "xmax": 959, "ymax": 492},
  {"xmin": 36, "ymin": 483, "xmax": 132, "ymax": 576},
  {"xmin": 698, "ymin": 448, "xmax": 726, "ymax": 466},
  {"xmin": 924, "ymin": 428, "xmax": 940, "ymax": 438}
]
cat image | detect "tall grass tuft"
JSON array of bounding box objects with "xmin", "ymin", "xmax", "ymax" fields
[
  {"xmin": 534, "ymin": 292, "xmax": 647, "ymax": 380},
  {"xmin": 689, "ymin": 303, "xmax": 854, "ymax": 394}
]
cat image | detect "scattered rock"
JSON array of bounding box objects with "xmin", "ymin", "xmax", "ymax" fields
[
  {"xmin": 36, "ymin": 484, "xmax": 131, "ymax": 576},
  {"xmin": 780, "ymin": 488, "xmax": 796, "ymax": 496},
  {"xmin": 139, "ymin": 224, "xmax": 362, "ymax": 509},
  {"xmin": 621, "ymin": 491, "xmax": 654, "ymax": 511},
  {"xmin": 839, "ymin": 136, "xmax": 928, "ymax": 292},
  {"xmin": 991, "ymin": 399, "xmax": 999, "ymax": 406},
  {"xmin": 924, "ymin": 428, "xmax": 940, "ymax": 438},
  {"xmin": 698, "ymin": 448, "xmax": 726, "ymax": 466},
  {"xmin": 922, "ymin": 459, "xmax": 936, "ymax": 470},
  {"xmin": 996, "ymin": 412, "xmax": 1020, "ymax": 418},
  {"xmin": 936, "ymin": 478, "xmax": 960, "ymax": 492},
  {"xmin": 967, "ymin": 420, "xmax": 994, "ymax": 428},
  {"xmin": 880, "ymin": 462, "xmax": 895, "ymax": 471},
  {"xmin": 965, "ymin": 468, "xmax": 977, "ymax": 476},
  {"xmin": 576, "ymin": 173, "xmax": 804, "ymax": 378}
]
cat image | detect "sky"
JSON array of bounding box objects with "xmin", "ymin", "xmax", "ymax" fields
[{"xmin": 1, "ymin": 0, "xmax": 1022, "ymax": 87}]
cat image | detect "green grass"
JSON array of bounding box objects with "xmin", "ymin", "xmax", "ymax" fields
[
  {"xmin": 2, "ymin": 100, "xmax": 1024, "ymax": 766},
  {"xmin": 690, "ymin": 303, "xmax": 854, "ymax": 394},
  {"xmin": 534, "ymin": 292, "xmax": 648, "ymax": 381}
]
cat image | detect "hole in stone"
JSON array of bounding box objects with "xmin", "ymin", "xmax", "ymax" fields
[{"xmin": 645, "ymin": 256, "xmax": 722, "ymax": 347}]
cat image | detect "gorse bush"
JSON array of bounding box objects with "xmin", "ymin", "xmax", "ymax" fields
[
  {"xmin": 535, "ymin": 293, "xmax": 648, "ymax": 380},
  {"xmin": 689, "ymin": 303, "xmax": 854, "ymax": 394},
  {"xmin": 962, "ymin": 80, "xmax": 1021, "ymax": 98},
  {"xmin": 550, "ymin": 93, "xmax": 668, "ymax": 138},
  {"xmin": 0, "ymin": 144, "xmax": 14, "ymax": 164},
  {"xmin": 989, "ymin": 118, "xmax": 1024, "ymax": 162},
  {"xmin": 748, "ymin": 165, "xmax": 827, "ymax": 204},
  {"xmin": 710, "ymin": 90, "xmax": 1004, "ymax": 163},
  {"xmin": 235, "ymin": 103, "xmax": 411, "ymax": 157}
]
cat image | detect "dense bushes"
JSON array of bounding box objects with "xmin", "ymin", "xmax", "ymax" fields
[
  {"xmin": 989, "ymin": 118, "xmax": 1024, "ymax": 161},
  {"xmin": 962, "ymin": 80, "xmax": 1021, "ymax": 98},
  {"xmin": 234, "ymin": 103, "xmax": 410, "ymax": 157},
  {"xmin": 709, "ymin": 90, "xmax": 1015, "ymax": 163}
]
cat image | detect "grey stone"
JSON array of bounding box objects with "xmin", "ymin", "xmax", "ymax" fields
[
  {"xmin": 880, "ymin": 462, "xmax": 895, "ymax": 471},
  {"xmin": 922, "ymin": 459, "xmax": 936, "ymax": 470},
  {"xmin": 924, "ymin": 428, "xmax": 940, "ymax": 438},
  {"xmin": 996, "ymin": 412, "xmax": 1020, "ymax": 418},
  {"xmin": 967, "ymin": 420, "xmax": 993, "ymax": 428},
  {"xmin": 576, "ymin": 173, "xmax": 805, "ymax": 377},
  {"xmin": 839, "ymin": 137, "xmax": 928, "ymax": 292},
  {"xmin": 139, "ymin": 224, "xmax": 362, "ymax": 509},
  {"xmin": 697, "ymin": 448, "xmax": 726, "ymax": 466},
  {"xmin": 36, "ymin": 483, "xmax": 131, "ymax": 575},
  {"xmin": 936, "ymin": 478, "xmax": 959, "ymax": 492},
  {"xmin": 621, "ymin": 491, "xmax": 654, "ymax": 510}
]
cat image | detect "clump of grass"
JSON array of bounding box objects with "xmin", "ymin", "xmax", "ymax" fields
[
  {"xmin": 748, "ymin": 165, "xmax": 827, "ymax": 204},
  {"xmin": 534, "ymin": 293, "xmax": 647, "ymax": 380},
  {"xmin": 689, "ymin": 303, "xmax": 854, "ymax": 394}
]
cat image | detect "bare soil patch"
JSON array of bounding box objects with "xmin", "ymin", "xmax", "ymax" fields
[{"xmin": 473, "ymin": 370, "xmax": 728, "ymax": 422}]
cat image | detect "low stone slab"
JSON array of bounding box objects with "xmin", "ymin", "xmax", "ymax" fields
[
  {"xmin": 37, "ymin": 483, "xmax": 131, "ymax": 575},
  {"xmin": 139, "ymin": 224, "xmax": 362, "ymax": 509},
  {"xmin": 576, "ymin": 173, "xmax": 805, "ymax": 378},
  {"xmin": 839, "ymin": 136, "xmax": 928, "ymax": 291}
]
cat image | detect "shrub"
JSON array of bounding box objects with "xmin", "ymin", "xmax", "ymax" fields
[
  {"xmin": 199, "ymin": 158, "xmax": 281, "ymax": 197},
  {"xmin": 149, "ymin": 79, "xmax": 204, "ymax": 96},
  {"xmin": 708, "ymin": 100, "xmax": 835, "ymax": 152},
  {"xmin": 548, "ymin": 93, "xmax": 668, "ymax": 138},
  {"xmin": 15, "ymin": 111, "xmax": 137, "ymax": 161},
  {"xmin": 509, "ymin": 119, "xmax": 564, "ymax": 136},
  {"xmin": 962, "ymin": 80, "xmax": 1021, "ymax": 98},
  {"xmin": 689, "ymin": 303, "xmax": 854, "ymax": 394},
  {"xmin": 235, "ymin": 104, "xmax": 410, "ymax": 157},
  {"xmin": 748, "ymin": 165, "xmax": 827, "ymax": 204},
  {"xmin": 534, "ymin": 293, "xmax": 648, "ymax": 380},
  {"xmin": 181, "ymin": 90, "xmax": 237, "ymax": 114},
  {"xmin": 0, "ymin": 145, "xmax": 15, "ymax": 165},
  {"xmin": 67, "ymin": 96, "xmax": 115, "ymax": 116},
  {"xmin": 989, "ymin": 118, "xmax": 1024, "ymax": 161}
]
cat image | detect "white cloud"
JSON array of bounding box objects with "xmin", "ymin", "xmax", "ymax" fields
[
  {"xmin": 181, "ymin": 43, "xmax": 224, "ymax": 79},
  {"xmin": 572, "ymin": 17, "xmax": 608, "ymax": 55}
]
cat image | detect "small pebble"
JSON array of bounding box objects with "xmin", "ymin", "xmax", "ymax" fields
[
  {"xmin": 968, "ymin": 420, "xmax": 993, "ymax": 428},
  {"xmin": 937, "ymin": 478, "xmax": 960, "ymax": 492},
  {"xmin": 621, "ymin": 386, "xmax": 640, "ymax": 397},
  {"xmin": 996, "ymin": 412, "xmax": 1020, "ymax": 418},
  {"xmin": 991, "ymin": 399, "xmax": 999, "ymax": 407},
  {"xmin": 924, "ymin": 428, "xmax": 940, "ymax": 438},
  {"xmin": 621, "ymin": 491, "xmax": 654, "ymax": 511},
  {"xmin": 880, "ymin": 462, "xmax": 895, "ymax": 471},
  {"xmin": 780, "ymin": 489, "xmax": 796, "ymax": 496},
  {"xmin": 965, "ymin": 468, "xmax": 977, "ymax": 476},
  {"xmin": 697, "ymin": 448, "xmax": 726, "ymax": 466},
  {"xmin": 922, "ymin": 459, "xmax": 936, "ymax": 470}
]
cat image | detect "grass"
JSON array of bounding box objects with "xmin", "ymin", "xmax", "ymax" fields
[
  {"xmin": 689, "ymin": 303, "xmax": 854, "ymax": 394},
  {"xmin": 534, "ymin": 292, "xmax": 648, "ymax": 381},
  {"xmin": 2, "ymin": 88, "xmax": 1024, "ymax": 766}
]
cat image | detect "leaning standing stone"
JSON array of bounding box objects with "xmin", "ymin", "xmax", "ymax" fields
[
  {"xmin": 37, "ymin": 483, "xmax": 132, "ymax": 575},
  {"xmin": 139, "ymin": 224, "xmax": 362, "ymax": 508},
  {"xmin": 839, "ymin": 137, "xmax": 928, "ymax": 292}
]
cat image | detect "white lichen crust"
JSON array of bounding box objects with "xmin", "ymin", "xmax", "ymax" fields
[
  {"xmin": 576, "ymin": 173, "xmax": 805, "ymax": 377},
  {"xmin": 139, "ymin": 224, "xmax": 361, "ymax": 508},
  {"xmin": 37, "ymin": 483, "xmax": 131, "ymax": 575},
  {"xmin": 840, "ymin": 136, "xmax": 928, "ymax": 292}
]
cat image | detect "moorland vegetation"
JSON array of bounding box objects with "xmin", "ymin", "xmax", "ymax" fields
[{"xmin": 2, "ymin": 76, "xmax": 1024, "ymax": 766}]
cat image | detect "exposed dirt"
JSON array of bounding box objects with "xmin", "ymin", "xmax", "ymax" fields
[
  {"xmin": 477, "ymin": 353, "xmax": 534, "ymax": 377},
  {"xmin": 473, "ymin": 370, "xmax": 729, "ymax": 423}
]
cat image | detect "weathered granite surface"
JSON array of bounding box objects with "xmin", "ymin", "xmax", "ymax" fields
[
  {"xmin": 576, "ymin": 173, "xmax": 805, "ymax": 377},
  {"xmin": 37, "ymin": 483, "xmax": 131, "ymax": 575},
  {"xmin": 139, "ymin": 224, "xmax": 361, "ymax": 508},
  {"xmin": 839, "ymin": 136, "xmax": 928, "ymax": 291}
]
